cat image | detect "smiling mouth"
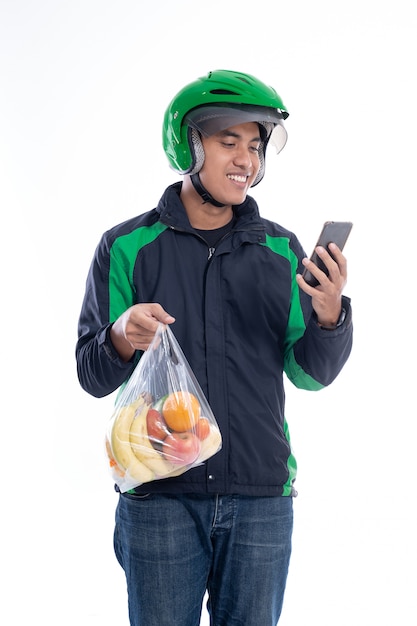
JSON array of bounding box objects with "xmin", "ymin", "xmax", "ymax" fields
[{"xmin": 227, "ymin": 174, "xmax": 248, "ymax": 183}]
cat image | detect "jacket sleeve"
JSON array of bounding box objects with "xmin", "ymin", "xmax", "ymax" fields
[
  {"xmin": 284, "ymin": 294, "xmax": 353, "ymax": 390},
  {"xmin": 282, "ymin": 232, "xmax": 353, "ymax": 391},
  {"xmin": 75, "ymin": 233, "xmax": 138, "ymax": 398}
]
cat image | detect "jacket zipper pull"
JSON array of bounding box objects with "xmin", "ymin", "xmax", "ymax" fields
[{"xmin": 208, "ymin": 247, "xmax": 215, "ymax": 260}]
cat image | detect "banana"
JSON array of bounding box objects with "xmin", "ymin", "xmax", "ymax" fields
[
  {"xmin": 108, "ymin": 395, "xmax": 221, "ymax": 487},
  {"xmin": 160, "ymin": 464, "xmax": 191, "ymax": 479},
  {"xmin": 105, "ymin": 437, "xmax": 125, "ymax": 479},
  {"xmin": 129, "ymin": 405, "xmax": 176, "ymax": 478},
  {"xmin": 197, "ymin": 424, "xmax": 222, "ymax": 463},
  {"xmin": 110, "ymin": 401, "xmax": 155, "ymax": 485}
]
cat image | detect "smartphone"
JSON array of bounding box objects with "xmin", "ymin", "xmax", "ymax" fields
[{"xmin": 302, "ymin": 221, "xmax": 353, "ymax": 287}]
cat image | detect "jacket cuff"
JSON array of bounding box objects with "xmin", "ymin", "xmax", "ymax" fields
[
  {"xmin": 98, "ymin": 324, "xmax": 135, "ymax": 364},
  {"xmin": 313, "ymin": 295, "xmax": 352, "ymax": 333}
]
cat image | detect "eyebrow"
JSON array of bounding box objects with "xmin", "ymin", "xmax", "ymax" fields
[{"xmin": 217, "ymin": 129, "xmax": 262, "ymax": 142}]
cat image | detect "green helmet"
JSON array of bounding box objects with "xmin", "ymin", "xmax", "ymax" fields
[{"xmin": 162, "ymin": 69, "xmax": 289, "ymax": 187}]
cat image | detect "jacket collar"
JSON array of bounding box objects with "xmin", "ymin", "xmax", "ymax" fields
[{"xmin": 156, "ymin": 182, "xmax": 264, "ymax": 232}]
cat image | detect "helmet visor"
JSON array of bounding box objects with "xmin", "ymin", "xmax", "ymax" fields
[
  {"xmin": 185, "ymin": 104, "xmax": 286, "ymax": 139},
  {"xmin": 269, "ymin": 123, "xmax": 288, "ymax": 155}
]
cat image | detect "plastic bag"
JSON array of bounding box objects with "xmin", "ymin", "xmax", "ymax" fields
[{"xmin": 105, "ymin": 323, "xmax": 222, "ymax": 492}]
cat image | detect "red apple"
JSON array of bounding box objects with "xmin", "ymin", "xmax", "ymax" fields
[
  {"xmin": 162, "ymin": 432, "xmax": 201, "ymax": 466},
  {"xmin": 146, "ymin": 408, "xmax": 170, "ymax": 444},
  {"xmin": 195, "ymin": 417, "xmax": 210, "ymax": 440}
]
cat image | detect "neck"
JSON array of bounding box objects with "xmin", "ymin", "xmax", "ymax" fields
[
  {"xmin": 190, "ymin": 173, "xmax": 225, "ymax": 208},
  {"xmin": 180, "ymin": 176, "xmax": 233, "ymax": 229}
]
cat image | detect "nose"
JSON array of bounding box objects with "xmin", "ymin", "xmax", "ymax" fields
[{"xmin": 233, "ymin": 145, "xmax": 253, "ymax": 168}]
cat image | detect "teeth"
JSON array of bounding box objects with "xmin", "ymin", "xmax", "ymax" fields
[{"xmin": 227, "ymin": 174, "xmax": 247, "ymax": 183}]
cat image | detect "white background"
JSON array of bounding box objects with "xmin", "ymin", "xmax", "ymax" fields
[{"xmin": 1, "ymin": 1, "xmax": 416, "ymax": 624}]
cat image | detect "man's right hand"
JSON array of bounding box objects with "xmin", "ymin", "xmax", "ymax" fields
[{"xmin": 110, "ymin": 303, "xmax": 175, "ymax": 361}]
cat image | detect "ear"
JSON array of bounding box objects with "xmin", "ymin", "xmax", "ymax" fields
[
  {"xmin": 188, "ymin": 128, "xmax": 205, "ymax": 175},
  {"xmin": 251, "ymin": 142, "xmax": 266, "ymax": 187}
]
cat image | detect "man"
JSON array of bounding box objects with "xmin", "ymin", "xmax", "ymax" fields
[{"xmin": 76, "ymin": 69, "xmax": 353, "ymax": 626}]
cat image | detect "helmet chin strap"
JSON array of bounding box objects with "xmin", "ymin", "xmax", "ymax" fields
[{"xmin": 190, "ymin": 173, "xmax": 226, "ymax": 208}]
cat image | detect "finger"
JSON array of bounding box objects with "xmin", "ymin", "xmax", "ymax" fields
[
  {"xmin": 125, "ymin": 326, "xmax": 160, "ymax": 351},
  {"xmin": 296, "ymin": 270, "xmax": 323, "ymax": 295},
  {"xmin": 314, "ymin": 246, "xmax": 342, "ymax": 281},
  {"xmin": 147, "ymin": 302, "xmax": 176, "ymax": 325},
  {"xmin": 328, "ymin": 243, "xmax": 347, "ymax": 280},
  {"xmin": 300, "ymin": 255, "xmax": 328, "ymax": 287},
  {"xmin": 317, "ymin": 245, "xmax": 347, "ymax": 289},
  {"xmin": 131, "ymin": 303, "xmax": 175, "ymax": 332}
]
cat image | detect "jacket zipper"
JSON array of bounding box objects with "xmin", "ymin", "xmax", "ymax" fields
[
  {"xmin": 167, "ymin": 223, "xmax": 263, "ymax": 261},
  {"xmin": 207, "ymin": 229, "xmax": 237, "ymax": 261},
  {"xmin": 167, "ymin": 224, "xmax": 228, "ymax": 261}
]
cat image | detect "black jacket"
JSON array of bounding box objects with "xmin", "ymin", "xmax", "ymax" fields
[{"xmin": 76, "ymin": 183, "xmax": 353, "ymax": 496}]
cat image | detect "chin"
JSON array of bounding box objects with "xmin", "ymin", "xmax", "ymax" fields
[
  {"xmin": 217, "ymin": 189, "xmax": 248, "ymax": 207},
  {"xmin": 230, "ymin": 192, "xmax": 249, "ymax": 206}
]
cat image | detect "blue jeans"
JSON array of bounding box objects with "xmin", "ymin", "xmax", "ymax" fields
[{"xmin": 114, "ymin": 493, "xmax": 293, "ymax": 626}]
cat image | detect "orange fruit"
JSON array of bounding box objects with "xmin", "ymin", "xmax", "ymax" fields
[
  {"xmin": 162, "ymin": 391, "xmax": 201, "ymax": 432},
  {"xmin": 195, "ymin": 417, "xmax": 211, "ymax": 440}
]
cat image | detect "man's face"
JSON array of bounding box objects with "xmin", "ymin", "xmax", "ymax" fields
[{"xmin": 198, "ymin": 122, "xmax": 262, "ymax": 207}]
